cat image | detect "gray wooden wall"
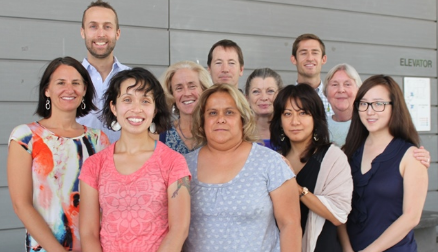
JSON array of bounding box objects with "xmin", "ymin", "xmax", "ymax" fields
[{"xmin": 0, "ymin": 0, "xmax": 436, "ymax": 249}]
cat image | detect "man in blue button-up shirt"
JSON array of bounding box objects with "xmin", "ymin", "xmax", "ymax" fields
[{"xmin": 78, "ymin": 1, "xmax": 130, "ymax": 143}]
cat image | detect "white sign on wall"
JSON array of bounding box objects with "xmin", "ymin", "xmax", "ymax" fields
[{"xmin": 403, "ymin": 77, "xmax": 431, "ymax": 131}]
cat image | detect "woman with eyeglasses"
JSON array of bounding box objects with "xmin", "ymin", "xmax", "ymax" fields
[
  {"xmin": 324, "ymin": 64, "xmax": 430, "ymax": 167},
  {"xmin": 339, "ymin": 75, "xmax": 428, "ymax": 252}
]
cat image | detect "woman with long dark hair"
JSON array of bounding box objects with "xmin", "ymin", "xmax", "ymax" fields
[
  {"xmin": 339, "ymin": 75, "xmax": 428, "ymax": 252},
  {"xmin": 270, "ymin": 84, "xmax": 352, "ymax": 252}
]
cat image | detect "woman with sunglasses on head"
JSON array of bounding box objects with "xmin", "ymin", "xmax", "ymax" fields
[{"xmin": 339, "ymin": 75, "xmax": 428, "ymax": 252}]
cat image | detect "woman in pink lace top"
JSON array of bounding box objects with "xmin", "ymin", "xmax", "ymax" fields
[{"xmin": 79, "ymin": 68, "xmax": 191, "ymax": 252}]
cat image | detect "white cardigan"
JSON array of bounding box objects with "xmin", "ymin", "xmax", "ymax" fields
[{"xmin": 302, "ymin": 145, "xmax": 353, "ymax": 252}]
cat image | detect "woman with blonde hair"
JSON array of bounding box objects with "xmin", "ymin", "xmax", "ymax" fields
[
  {"xmin": 184, "ymin": 84, "xmax": 301, "ymax": 251},
  {"xmin": 245, "ymin": 68, "xmax": 283, "ymax": 149},
  {"xmin": 159, "ymin": 61, "xmax": 213, "ymax": 153}
]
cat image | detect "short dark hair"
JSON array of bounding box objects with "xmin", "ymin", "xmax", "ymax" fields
[
  {"xmin": 244, "ymin": 68, "xmax": 283, "ymax": 95},
  {"xmin": 35, "ymin": 57, "xmax": 97, "ymax": 118},
  {"xmin": 292, "ymin": 33, "xmax": 326, "ymax": 58},
  {"xmin": 82, "ymin": 0, "xmax": 119, "ymax": 30},
  {"xmin": 270, "ymin": 84, "xmax": 330, "ymax": 162},
  {"xmin": 100, "ymin": 67, "xmax": 170, "ymax": 134},
  {"xmin": 343, "ymin": 75, "xmax": 419, "ymax": 158},
  {"xmin": 207, "ymin": 39, "xmax": 244, "ymax": 67}
]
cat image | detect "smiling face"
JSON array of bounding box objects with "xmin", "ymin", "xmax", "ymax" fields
[
  {"xmin": 291, "ymin": 39, "xmax": 327, "ymax": 80},
  {"xmin": 326, "ymin": 70, "xmax": 359, "ymax": 116},
  {"xmin": 203, "ymin": 92, "xmax": 243, "ymax": 147},
  {"xmin": 45, "ymin": 64, "xmax": 86, "ymax": 115},
  {"xmin": 81, "ymin": 6, "xmax": 120, "ymax": 60},
  {"xmin": 110, "ymin": 78, "xmax": 156, "ymax": 135},
  {"xmin": 358, "ymin": 85, "xmax": 392, "ymax": 135},
  {"xmin": 170, "ymin": 68, "xmax": 203, "ymax": 116},
  {"xmin": 247, "ymin": 77, "xmax": 279, "ymax": 117},
  {"xmin": 208, "ymin": 46, "xmax": 243, "ymax": 87},
  {"xmin": 281, "ymin": 98, "xmax": 314, "ymax": 145}
]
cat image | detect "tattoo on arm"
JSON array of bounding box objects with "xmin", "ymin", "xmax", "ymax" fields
[{"xmin": 171, "ymin": 176, "xmax": 190, "ymax": 198}]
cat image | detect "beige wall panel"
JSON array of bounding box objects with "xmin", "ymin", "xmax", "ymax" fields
[
  {"xmin": 0, "ymin": 0, "xmax": 168, "ymax": 28},
  {"xmin": 420, "ymin": 135, "xmax": 438, "ymax": 162},
  {"xmin": 0, "ymin": 17, "xmax": 169, "ymax": 66},
  {"xmin": 0, "ymin": 145, "xmax": 7, "ymax": 187},
  {"xmin": 253, "ymin": 0, "xmax": 436, "ymax": 20},
  {"xmin": 0, "ymin": 103, "xmax": 39, "ymax": 145},
  {"xmin": 424, "ymin": 191, "xmax": 438, "ymax": 211},
  {"xmin": 0, "ymin": 228, "xmax": 24, "ymax": 251},
  {"xmin": 170, "ymin": 0, "xmax": 436, "ymax": 49},
  {"xmin": 429, "ymin": 164, "xmax": 438, "ymax": 191},
  {"xmin": 0, "ymin": 60, "xmax": 49, "ymax": 102},
  {"xmin": 0, "ymin": 189, "xmax": 23, "ymax": 229},
  {"xmin": 170, "ymin": 31, "xmax": 436, "ymax": 80}
]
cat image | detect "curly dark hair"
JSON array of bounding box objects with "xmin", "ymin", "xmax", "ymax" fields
[{"xmin": 100, "ymin": 67, "xmax": 171, "ymax": 134}]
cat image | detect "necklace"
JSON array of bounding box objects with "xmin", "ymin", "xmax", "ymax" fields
[{"xmin": 177, "ymin": 120, "xmax": 193, "ymax": 140}]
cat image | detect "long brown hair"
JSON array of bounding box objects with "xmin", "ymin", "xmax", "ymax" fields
[{"xmin": 343, "ymin": 75, "xmax": 419, "ymax": 159}]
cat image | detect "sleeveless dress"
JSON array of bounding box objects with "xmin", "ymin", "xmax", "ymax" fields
[
  {"xmin": 347, "ymin": 138, "xmax": 417, "ymax": 251},
  {"xmin": 296, "ymin": 145, "xmax": 342, "ymax": 252},
  {"xmin": 9, "ymin": 122, "xmax": 109, "ymax": 252}
]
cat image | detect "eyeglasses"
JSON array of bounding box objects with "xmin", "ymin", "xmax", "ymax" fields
[{"xmin": 356, "ymin": 101, "xmax": 392, "ymax": 112}]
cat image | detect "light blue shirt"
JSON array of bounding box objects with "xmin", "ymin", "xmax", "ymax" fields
[
  {"xmin": 183, "ymin": 143, "xmax": 295, "ymax": 252},
  {"xmin": 327, "ymin": 116, "xmax": 351, "ymax": 147},
  {"xmin": 77, "ymin": 57, "xmax": 130, "ymax": 143}
]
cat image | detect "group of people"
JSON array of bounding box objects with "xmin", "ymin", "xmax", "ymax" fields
[{"xmin": 6, "ymin": 1, "xmax": 431, "ymax": 252}]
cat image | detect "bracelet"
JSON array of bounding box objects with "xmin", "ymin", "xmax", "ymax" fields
[{"xmin": 300, "ymin": 187, "xmax": 309, "ymax": 198}]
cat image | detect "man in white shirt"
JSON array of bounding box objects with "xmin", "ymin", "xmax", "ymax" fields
[
  {"xmin": 207, "ymin": 39, "xmax": 244, "ymax": 89},
  {"xmin": 291, "ymin": 34, "xmax": 333, "ymax": 116},
  {"xmin": 78, "ymin": 0, "xmax": 130, "ymax": 143}
]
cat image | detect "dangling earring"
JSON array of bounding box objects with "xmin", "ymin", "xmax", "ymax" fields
[
  {"xmin": 81, "ymin": 98, "xmax": 86, "ymax": 110},
  {"xmin": 111, "ymin": 121, "xmax": 121, "ymax": 131},
  {"xmin": 45, "ymin": 98, "xmax": 51, "ymax": 110},
  {"xmin": 280, "ymin": 133, "xmax": 285, "ymax": 142},
  {"xmin": 313, "ymin": 133, "xmax": 319, "ymax": 142},
  {"xmin": 149, "ymin": 122, "xmax": 156, "ymax": 134}
]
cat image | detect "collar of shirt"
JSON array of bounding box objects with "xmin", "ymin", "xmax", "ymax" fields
[{"xmin": 82, "ymin": 56, "xmax": 124, "ymax": 73}]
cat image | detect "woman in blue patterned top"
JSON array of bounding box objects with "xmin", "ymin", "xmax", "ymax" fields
[{"xmin": 158, "ymin": 61, "xmax": 212, "ymax": 154}]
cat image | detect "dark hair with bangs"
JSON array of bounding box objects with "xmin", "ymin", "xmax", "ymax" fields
[
  {"xmin": 35, "ymin": 56, "xmax": 97, "ymax": 118},
  {"xmin": 270, "ymin": 84, "xmax": 330, "ymax": 162},
  {"xmin": 100, "ymin": 67, "xmax": 171, "ymax": 133},
  {"xmin": 343, "ymin": 75, "xmax": 419, "ymax": 159}
]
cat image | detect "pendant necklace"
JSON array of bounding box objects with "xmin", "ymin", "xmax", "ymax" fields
[{"xmin": 177, "ymin": 120, "xmax": 193, "ymax": 140}]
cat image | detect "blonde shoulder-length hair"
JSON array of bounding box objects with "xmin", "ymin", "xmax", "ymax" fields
[
  {"xmin": 160, "ymin": 61, "xmax": 213, "ymax": 114},
  {"xmin": 191, "ymin": 84, "xmax": 259, "ymax": 147}
]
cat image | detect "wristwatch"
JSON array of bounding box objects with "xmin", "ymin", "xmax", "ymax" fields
[{"xmin": 300, "ymin": 187, "xmax": 309, "ymax": 198}]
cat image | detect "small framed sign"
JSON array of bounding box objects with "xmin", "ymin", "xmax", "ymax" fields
[{"xmin": 403, "ymin": 77, "xmax": 431, "ymax": 131}]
